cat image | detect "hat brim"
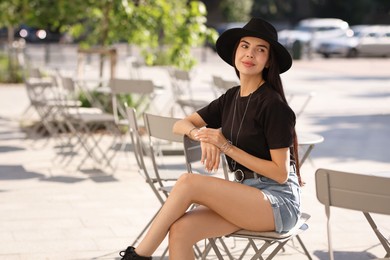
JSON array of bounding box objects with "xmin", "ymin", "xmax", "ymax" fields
[{"xmin": 216, "ymin": 28, "xmax": 292, "ymax": 74}]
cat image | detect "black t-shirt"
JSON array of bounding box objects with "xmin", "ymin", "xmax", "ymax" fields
[{"xmin": 197, "ymin": 83, "xmax": 296, "ymax": 172}]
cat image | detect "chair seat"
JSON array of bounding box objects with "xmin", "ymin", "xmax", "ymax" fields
[
  {"xmin": 230, "ymin": 212, "xmax": 310, "ymax": 240},
  {"xmin": 68, "ymin": 112, "xmax": 115, "ymax": 123}
]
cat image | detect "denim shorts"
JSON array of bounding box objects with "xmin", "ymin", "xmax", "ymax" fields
[{"xmin": 242, "ymin": 170, "xmax": 301, "ymax": 233}]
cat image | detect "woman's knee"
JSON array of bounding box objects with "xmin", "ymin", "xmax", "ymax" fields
[
  {"xmin": 174, "ymin": 173, "xmax": 197, "ymax": 191},
  {"xmin": 169, "ymin": 217, "xmax": 197, "ymax": 245}
]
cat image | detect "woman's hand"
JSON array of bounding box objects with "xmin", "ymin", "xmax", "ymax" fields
[
  {"xmin": 194, "ymin": 128, "xmax": 228, "ymax": 172},
  {"xmin": 199, "ymin": 142, "xmax": 220, "ymax": 172}
]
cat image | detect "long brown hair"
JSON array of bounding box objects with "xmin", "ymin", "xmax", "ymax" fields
[{"xmin": 232, "ymin": 42, "xmax": 303, "ymax": 186}]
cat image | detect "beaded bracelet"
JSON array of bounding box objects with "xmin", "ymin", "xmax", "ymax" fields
[{"xmin": 219, "ymin": 140, "xmax": 232, "ymax": 153}]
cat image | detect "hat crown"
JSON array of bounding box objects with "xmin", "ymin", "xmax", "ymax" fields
[
  {"xmin": 243, "ymin": 18, "xmax": 278, "ymax": 41},
  {"xmin": 215, "ymin": 17, "xmax": 292, "ymax": 73}
]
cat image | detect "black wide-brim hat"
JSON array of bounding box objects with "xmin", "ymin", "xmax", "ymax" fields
[{"xmin": 216, "ymin": 17, "xmax": 292, "ymax": 74}]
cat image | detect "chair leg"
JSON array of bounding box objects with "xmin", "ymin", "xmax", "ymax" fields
[
  {"xmin": 206, "ymin": 238, "xmax": 225, "ymax": 260},
  {"xmin": 363, "ymin": 212, "xmax": 390, "ymax": 258},
  {"xmin": 295, "ymin": 235, "xmax": 313, "ymax": 260}
]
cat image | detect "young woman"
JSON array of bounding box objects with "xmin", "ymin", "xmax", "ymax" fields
[{"xmin": 119, "ymin": 17, "xmax": 302, "ymax": 260}]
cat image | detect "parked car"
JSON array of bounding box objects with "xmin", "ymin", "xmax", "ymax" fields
[
  {"xmin": 15, "ymin": 24, "xmax": 66, "ymax": 43},
  {"xmin": 0, "ymin": 24, "xmax": 68, "ymax": 43},
  {"xmin": 278, "ymin": 18, "xmax": 352, "ymax": 53},
  {"xmin": 318, "ymin": 25, "xmax": 390, "ymax": 58}
]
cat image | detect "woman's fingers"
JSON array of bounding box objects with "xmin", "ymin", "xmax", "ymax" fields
[
  {"xmin": 195, "ymin": 128, "xmax": 224, "ymax": 147},
  {"xmin": 200, "ymin": 142, "xmax": 220, "ymax": 173}
]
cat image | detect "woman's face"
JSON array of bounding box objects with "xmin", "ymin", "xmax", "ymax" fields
[{"xmin": 234, "ymin": 36, "xmax": 270, "ymax": 77}]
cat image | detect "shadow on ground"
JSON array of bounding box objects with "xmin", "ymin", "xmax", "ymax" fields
[
  {"xmin": 0, "ymin": 164, "xmax": 44, "ymax": 180},
  {"xmin": 314, "ymin": 250, "xmax": 380, "ymax": 260},
  {"xmin": 309, "ymin": 114, "xmax": 390, "ymax": 163}
]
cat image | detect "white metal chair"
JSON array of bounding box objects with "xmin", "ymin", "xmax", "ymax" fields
[
  {"xmin": 142, "ymin": 113, "xmax": 189, "ymax": 196},
  {"xmin": 127, "ymin": 111, "xmax": 187, "ymax": 256},
  {"xmin": 211, "ymin": 75, "xmax": 239, "ymax": 98},
  {"xmin": 57, "ymin": 76, "xmax": 120, "ymax": 170},
  {"xmin": 129, "ymin": 112, "xmax": 210, "ymax": 258},
  {"xmin": 108, "ymin": 78, "xmax": 157, "ymax": 155},
  {"xmin": 168, "ymin": 68, "xmax": 209, "ymax": 116},
  {"xmin": 315, "ymin": 168, "xmax": 390, "ymax": 260},
  {"xmin": 109, "ymin": 78, "xmax": 156, "ymax": 126},
  {"xmin": 24, "ymin": 77, "xmax": 59, "ymax": 138},
  {"xmin": 183, "ymin": 136, "xmax": 313, "ymax": 260},
  {"xmin": 126, "ymin": 107, "xmax": 166, "ymax": 250}
]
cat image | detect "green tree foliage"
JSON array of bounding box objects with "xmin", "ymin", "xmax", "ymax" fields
[
  {"xmin": 251, "ymin": 0, "xmax": 297, "ymax": 21},
  {"xmin": 113, "ymin": 0, "xmax": 218, "ymax": 69},
  {"xmin": 220, "ymin": 0, "xmax": 253, "ymax": 22},
  {"xmin": 0, "ymin": 0, "xmax": 29, "ymax": 82},
  {"xmin": 0, "ymin": 0, "xmax": 218, "ymax": 72}
]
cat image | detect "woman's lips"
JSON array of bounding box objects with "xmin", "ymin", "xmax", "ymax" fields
[{"xmin": 242, "ymin": 61, "xmax": 255, "ymax": 67}]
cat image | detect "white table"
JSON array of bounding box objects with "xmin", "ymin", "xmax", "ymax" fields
[{"xmin": 298, "ymin": 132, "xmax": 324, "ymax": 166}]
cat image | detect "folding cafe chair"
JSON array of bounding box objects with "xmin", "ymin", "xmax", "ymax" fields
[
  {"xmin": 168, "ymin": 68, "xmax": 209, "ymax": 116},
  {"xmin": 109, "ymin": 78, "xmax": 156, "ymax": 127},
  {"xmin": 126, "ymin": 110, "xmax": 213, "ymax": 258},
  {"xmin": 211, "ymin": 75, "xmax": 239, "ymax": 98},
  {"xmin": 126, "ymin": 110, "xmax": 187, "ymax": 254},
  {"xmin": 23, "ymin": 67, "xmax": 67, "ymax": 140},
  {"xmin": 105, "ymin": 78, "xmax": 157, "ymax": 157},
  {"xmin": 315, "ymin": 168, "xmax": 390, "ymax": 260},
  {"xmin": 56, "ymin": 76, "xmax": 120, "ymax": 170},
  {"xmin": 183, "ymin": 136, "xmax": 312, "ymax": 260}
]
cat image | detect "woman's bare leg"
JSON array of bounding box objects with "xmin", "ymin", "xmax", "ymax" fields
[
  {"xmin": 135, "ymin": 173, "xmax": 275, "ymax": 257},
  {"xmin": 169, "ymin": 205, "xmax": 241, "ymax": 260}
]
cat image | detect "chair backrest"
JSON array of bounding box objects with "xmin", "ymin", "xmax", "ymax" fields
[
  {"xmin": 212, "ymin": 75, "xmax": 239, "ymax": 98},
  {"xmin": 28, "ymin": 67, "xmax": 43, "ymax": 78},
  {"xmin": 316, "ymin": 168, "xmax": 390, "ymax": 215},
  {"xmin": 183, "ymin": 135, "xmax": 203, "ymax": 173},
  {"xmin": 61, "ymin": 76, "xmax": 76, "ymax": 93},
  {"xmin": 169, "ymin": 68, "xmax": 192, "ymax": 100},
  {"xmin": 109, "ymin": 78, "xmax": 155, "ymax": 123},
  {"xmin": 143, "ymin": 113, "xmax": 182, "ymax": 143},
  {"xmin": 110, "ymin": 78, "xmax": 155, "ymax": 95},
  {"xmin": 315, "ymin": 168, "xmax": 390, "ymax": 260},
  {"xmin": 126, "ymin": 107, "xmax": 168, "ymax": 204},
  {"xmin": 143, "ymin": 113, "xmax": 187, "ymax": 194},
  {"xmin": 126, "ymin": 106, "xmax": 145, "ymax": 170}
]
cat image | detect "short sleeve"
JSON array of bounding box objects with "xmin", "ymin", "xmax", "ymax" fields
[
  {"xmin": 262, "ymin": 98, "xmax": 296, "ymax": 149},
  {"xmin": 197, "ymin": 88, "xmax": 237, "ymax": 129}
]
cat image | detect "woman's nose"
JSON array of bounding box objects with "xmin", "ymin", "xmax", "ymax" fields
[{"xmin": 246, "ymin": 50, "xmax": 254, "ymax": 58}]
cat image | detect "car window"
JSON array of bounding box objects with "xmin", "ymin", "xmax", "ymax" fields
[
  {"xmin": 295, "ymin": 25, "xmax": 343, "ymax": 32},
  {"xmin": 367, "ymin": 32, "xmax": 379, "ymax": 38},
  {"xmin": 316, "ymin": 26, "xmax": 341, "ymax": 31},
  {"xmin": 295, "ymin": 26, "xmax": 312, "ymax": 32}
]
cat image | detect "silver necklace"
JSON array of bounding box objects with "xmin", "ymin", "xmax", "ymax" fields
[{"xmin": 230, "ymin": 89, "xmax": 252, "ymax": 171}]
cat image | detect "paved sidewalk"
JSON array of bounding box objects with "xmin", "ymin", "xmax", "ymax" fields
[{"xmin": 0, "ymin": 50, "xmax": 389, "ymax": 259}]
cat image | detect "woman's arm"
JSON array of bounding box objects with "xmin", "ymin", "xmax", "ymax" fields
[
  {"xmin": 196, "ymin": 128, "xmax": 290, "ymax": 184},
  {"xmin": 173, "ymin": 113, "xmax": 223, "ymax": 172},
  {"xmin": 227, "ymin": 146, "xmax": 290, "ymax": 184},
  {"xmin": 172, "ymin": 112, "xmax": 206, "ymax": 140}
]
